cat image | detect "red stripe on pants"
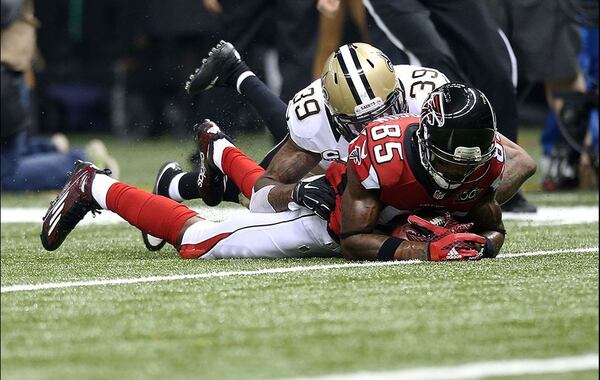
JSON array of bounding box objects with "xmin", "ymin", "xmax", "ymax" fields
[
  {"xmin": 221, "ymin": 147, "xmax": 265, "ymax": 199},
  {"xmin": 106, "ymin": 182, "xmax": 198, "ymax": 245},
  {"xmin": 179, "ymin": 232, "xmax": 231, "ymax": 259}
]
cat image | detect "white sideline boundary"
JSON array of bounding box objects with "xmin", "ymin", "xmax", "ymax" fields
[
  {"xmin": 287, "ymin": 353, "xmax": 599, "ymax": 380},
  {"xmin": 1, "ymin": 247, "xmax": 597, "ymax": 294}
]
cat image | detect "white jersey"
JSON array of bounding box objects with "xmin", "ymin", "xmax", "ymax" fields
[{"xmin": 287, "ymin": 65, "xmax": 449, "ymax": 169}]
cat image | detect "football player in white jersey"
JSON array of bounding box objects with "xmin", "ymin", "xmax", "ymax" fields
[{"xmin": 141, "ymin": 41, "xmax": 535, "ymax": 251}]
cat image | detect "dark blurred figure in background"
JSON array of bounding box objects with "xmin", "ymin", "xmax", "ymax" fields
[
  {"xmin": 201, "ymin": 0, "xmax": 317, "ymax": 103},
  {"xmin": 313, "ymin": 0, "xmax": 368, "ymax": 79},
  {"xmin": 1, "ymin": 0, "xmax": 119, "ymax": 192},
  {"xmin": 490, "ymin": 0, "xmax": 598, "ymax": 191}
]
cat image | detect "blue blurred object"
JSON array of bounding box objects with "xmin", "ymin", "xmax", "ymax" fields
[
  {"xmin": 541, "ymin": 26, "xmax": 599, "ymax": 153},
  {"xmin": 580, "ymin": 26, "xmax": 598, "ymax": 150},
  {"xmin": 1, "ymin": 130, "xmax": 86, "ymax": 191},
  {"xmin": 45, "ymin": 84, "xmax": 109, "ymax": 132}
]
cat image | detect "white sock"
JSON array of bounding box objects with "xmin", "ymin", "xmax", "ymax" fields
[
  {"xmin": 168, "ymin": 172, "xmax": 185, "ymax": 202},
  {"xmin": 212, "ymin": 138, "xmax": 235, "ymax": 173},
  {"xmin": 236, "ymin": 71, "xmax": 255, "ymax": 94},
  {"xmin": 91, "ymin": 174, "xmax": 119, "ymax": 209}
]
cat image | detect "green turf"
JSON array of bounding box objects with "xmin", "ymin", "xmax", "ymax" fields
[{"xmin": 1, "ymin": 220, "xmax": 598, "ymax": 379}]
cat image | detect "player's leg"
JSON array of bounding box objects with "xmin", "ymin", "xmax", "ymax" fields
[
  {"xmin": 151, "ymin": 120, "xmax": 266, "ymax": 206},
  {"xmin": 274, "ymin": 0, "xmax": 318, "ymax": 102},
  {"xmin": 186, "ymin": 41, "xmax": 288, "ymax": 142},
  {"xmin": 41, "ymin": 161, "xmax": 198, "ymax": 251},
  {"xmin": 363, "ymin": 0, "xmax": 467, "ymax": 81},
  {"xmin": 427, "ymin": 0, "xmax": 518, "ymax": 143},
  {"xmin": 159, "ymin": 41, "xmax": 290, "ymax": 207},
  {"xmin": 198, "ymin": 121, "xmax": 266, "ymax": 200},
  {"xmin": 179, "ymin": 207, "xmax": 340, "ymax": 259},
  {"xmin": 141, "ymin": 120, "xmax": 267, "ymax": 251}
]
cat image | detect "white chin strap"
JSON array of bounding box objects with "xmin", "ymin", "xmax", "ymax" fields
[{"xmin": 429, "ymin": 168, "xmax": 461, "ymax": 190}]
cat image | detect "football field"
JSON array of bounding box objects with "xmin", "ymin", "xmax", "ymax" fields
[{"xmin": 1, "ymin": 133, "xmax": 598, "ymax": 379}]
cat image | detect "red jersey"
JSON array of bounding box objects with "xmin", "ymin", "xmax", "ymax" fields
[{"xmin": 326, "ymin": 114, "xmax": 505, "ymax": 238}]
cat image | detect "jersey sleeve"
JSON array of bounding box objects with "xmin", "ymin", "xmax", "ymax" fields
[
  {"xmin": 488, "ymin": 137, "xmax": 506, "ymax": 191},
  {"xmin": 347, "ymin": 130, "xmax": 381, "ymax": 190},
  {"xmin": 286, "ymin": 80, "xmax": 332, "ymax": 154},
  {"xmin": 394, "ymin": 65, "xmax": 450, "ymax": 114}
]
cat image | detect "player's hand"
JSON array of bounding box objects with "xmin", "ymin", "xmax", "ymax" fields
[
  {"xmin": 428, "ymin": 232, "xmax": 486, "ymax": 261},
  {"xmin": 406, "ymin": 213, "xmax": 473, "ymax": 242},
  {"xmin": 292, "ymin": 175, "xmax": 336, "ymax": 220}
]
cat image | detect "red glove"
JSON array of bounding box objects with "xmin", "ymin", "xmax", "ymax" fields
[
  {"xmin": 406, "ymin": 213, "xmax": 474, "ymax": 242},
  {"xmin": 428, "ymin": 232, "xmax": 486, "ymax": 261}
]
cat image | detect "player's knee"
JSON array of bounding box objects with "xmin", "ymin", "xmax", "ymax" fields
[{"xmin": 176, "ymin": 216, "xmax": 204, "ymax": 246}]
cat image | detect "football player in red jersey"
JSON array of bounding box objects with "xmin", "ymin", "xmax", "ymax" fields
[
  {"xmin": 334, "ymin": 83, "xmax": 506, "ymax": 261},
  {"xmin": 42, "ymin": 83, "xmax": 504, "ymax": 262}
]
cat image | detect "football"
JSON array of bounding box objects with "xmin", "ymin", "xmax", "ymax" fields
[{"xmin": 390, "ymin": 209, "xmax": 461, "ymax": 241}]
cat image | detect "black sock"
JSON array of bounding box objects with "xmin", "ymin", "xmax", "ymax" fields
[
  {"xmin": 178, "ymin": 172, "xmax": 201, "ymax": 200},
  {"xmin": 178, "ymin": 170, "xmax": 241, "ymax": 204},
  {"xmin": 239, "ymin": 75, "xmax": 288, "ymax": 142},
  {"xmin": 224, "ymin": 60, "xmax": 251, "ymax": 89},
  {"xmin": 156, "ymin": 167, "xmax": 179, "ymax": 197},
  {"xmin": 223, "ymin": 177, "xmax": 241, "ymax": 203}
]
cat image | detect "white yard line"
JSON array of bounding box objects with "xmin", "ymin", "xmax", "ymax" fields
[
  {"xmin": 1, "ymin": 247, "xmax": 597, "ymax": 294},
  {"xmin": 287, "ymin": 353, "xmax": 599, "ymax": 380},
  {"xmin": 1, "ymin": 206, "xmax": 598, "ymax": 225},
  {"xmin": 0, "ymin": 206, "xmax": 246, "ymax": 225}
]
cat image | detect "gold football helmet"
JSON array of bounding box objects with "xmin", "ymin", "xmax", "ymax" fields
[{"xmin": 321, "ymin": 43, "xmax": 406, "ymax": 140}]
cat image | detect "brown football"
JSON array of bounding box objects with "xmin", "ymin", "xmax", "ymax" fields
[{"xmin": 390, "ymin": 209, "xmax": 453, "ymax": 240}]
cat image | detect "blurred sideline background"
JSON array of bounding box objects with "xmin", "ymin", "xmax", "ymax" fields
[{"xmin": 2, "ymin": 0, "xmax": 598, "ymax": 197}]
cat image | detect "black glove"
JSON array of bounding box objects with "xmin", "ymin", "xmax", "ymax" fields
[{"xmin": 292, "ymin": 175, "xmax": 336, "ymax": 220}]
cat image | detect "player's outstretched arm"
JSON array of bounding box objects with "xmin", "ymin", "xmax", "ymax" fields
[
  {"xmin": 340, "ymin": 167, "xmax": 484, "ymax": 261},
  {"xmin": 496, "ymin": 133, "xmax": 537, "ymax": 205},
  {"xmin": 252, "ymin": 138, "xmax": 322, "ymax": 212}
]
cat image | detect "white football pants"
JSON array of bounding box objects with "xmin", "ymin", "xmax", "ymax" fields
[{"xmin": 180, "ymin": 208, "xmax": 341, "ymax": 259}]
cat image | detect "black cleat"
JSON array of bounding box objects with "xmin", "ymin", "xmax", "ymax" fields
[
  {"xmin": 141, "ymin": 162, "xmax": 183, "ymax": 251},
  {"xmin": 41, "ymin": 161, "xmax": 111, "ymax": 251},
  {"xmin": 194, "ymin": 120, "xmax": 232, "ymax": 207},
  {"xmin": 185, "ymin": 40, "xmax": 245, "ymax": 95},
  {"xmin": 501, "ymin": 190, "xmax": 537, "ymax": 213}
]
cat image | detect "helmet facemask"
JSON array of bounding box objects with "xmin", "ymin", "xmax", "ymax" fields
[
  {"xmin": 331, "ymin": 86, "xmax": 405, "ymax": 141},
  {"xmin": 417, "ymin": 127, "xmax": 496, "ymax": 190}
]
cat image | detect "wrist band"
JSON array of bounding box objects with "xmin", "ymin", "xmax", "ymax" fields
[
  {"xmin": 483, "ymin": 237, "xmax": 495, "ymax": 258},
  {"xmin": 377, "ymin": 236, "xmax": 404, "ymax": 261}
]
